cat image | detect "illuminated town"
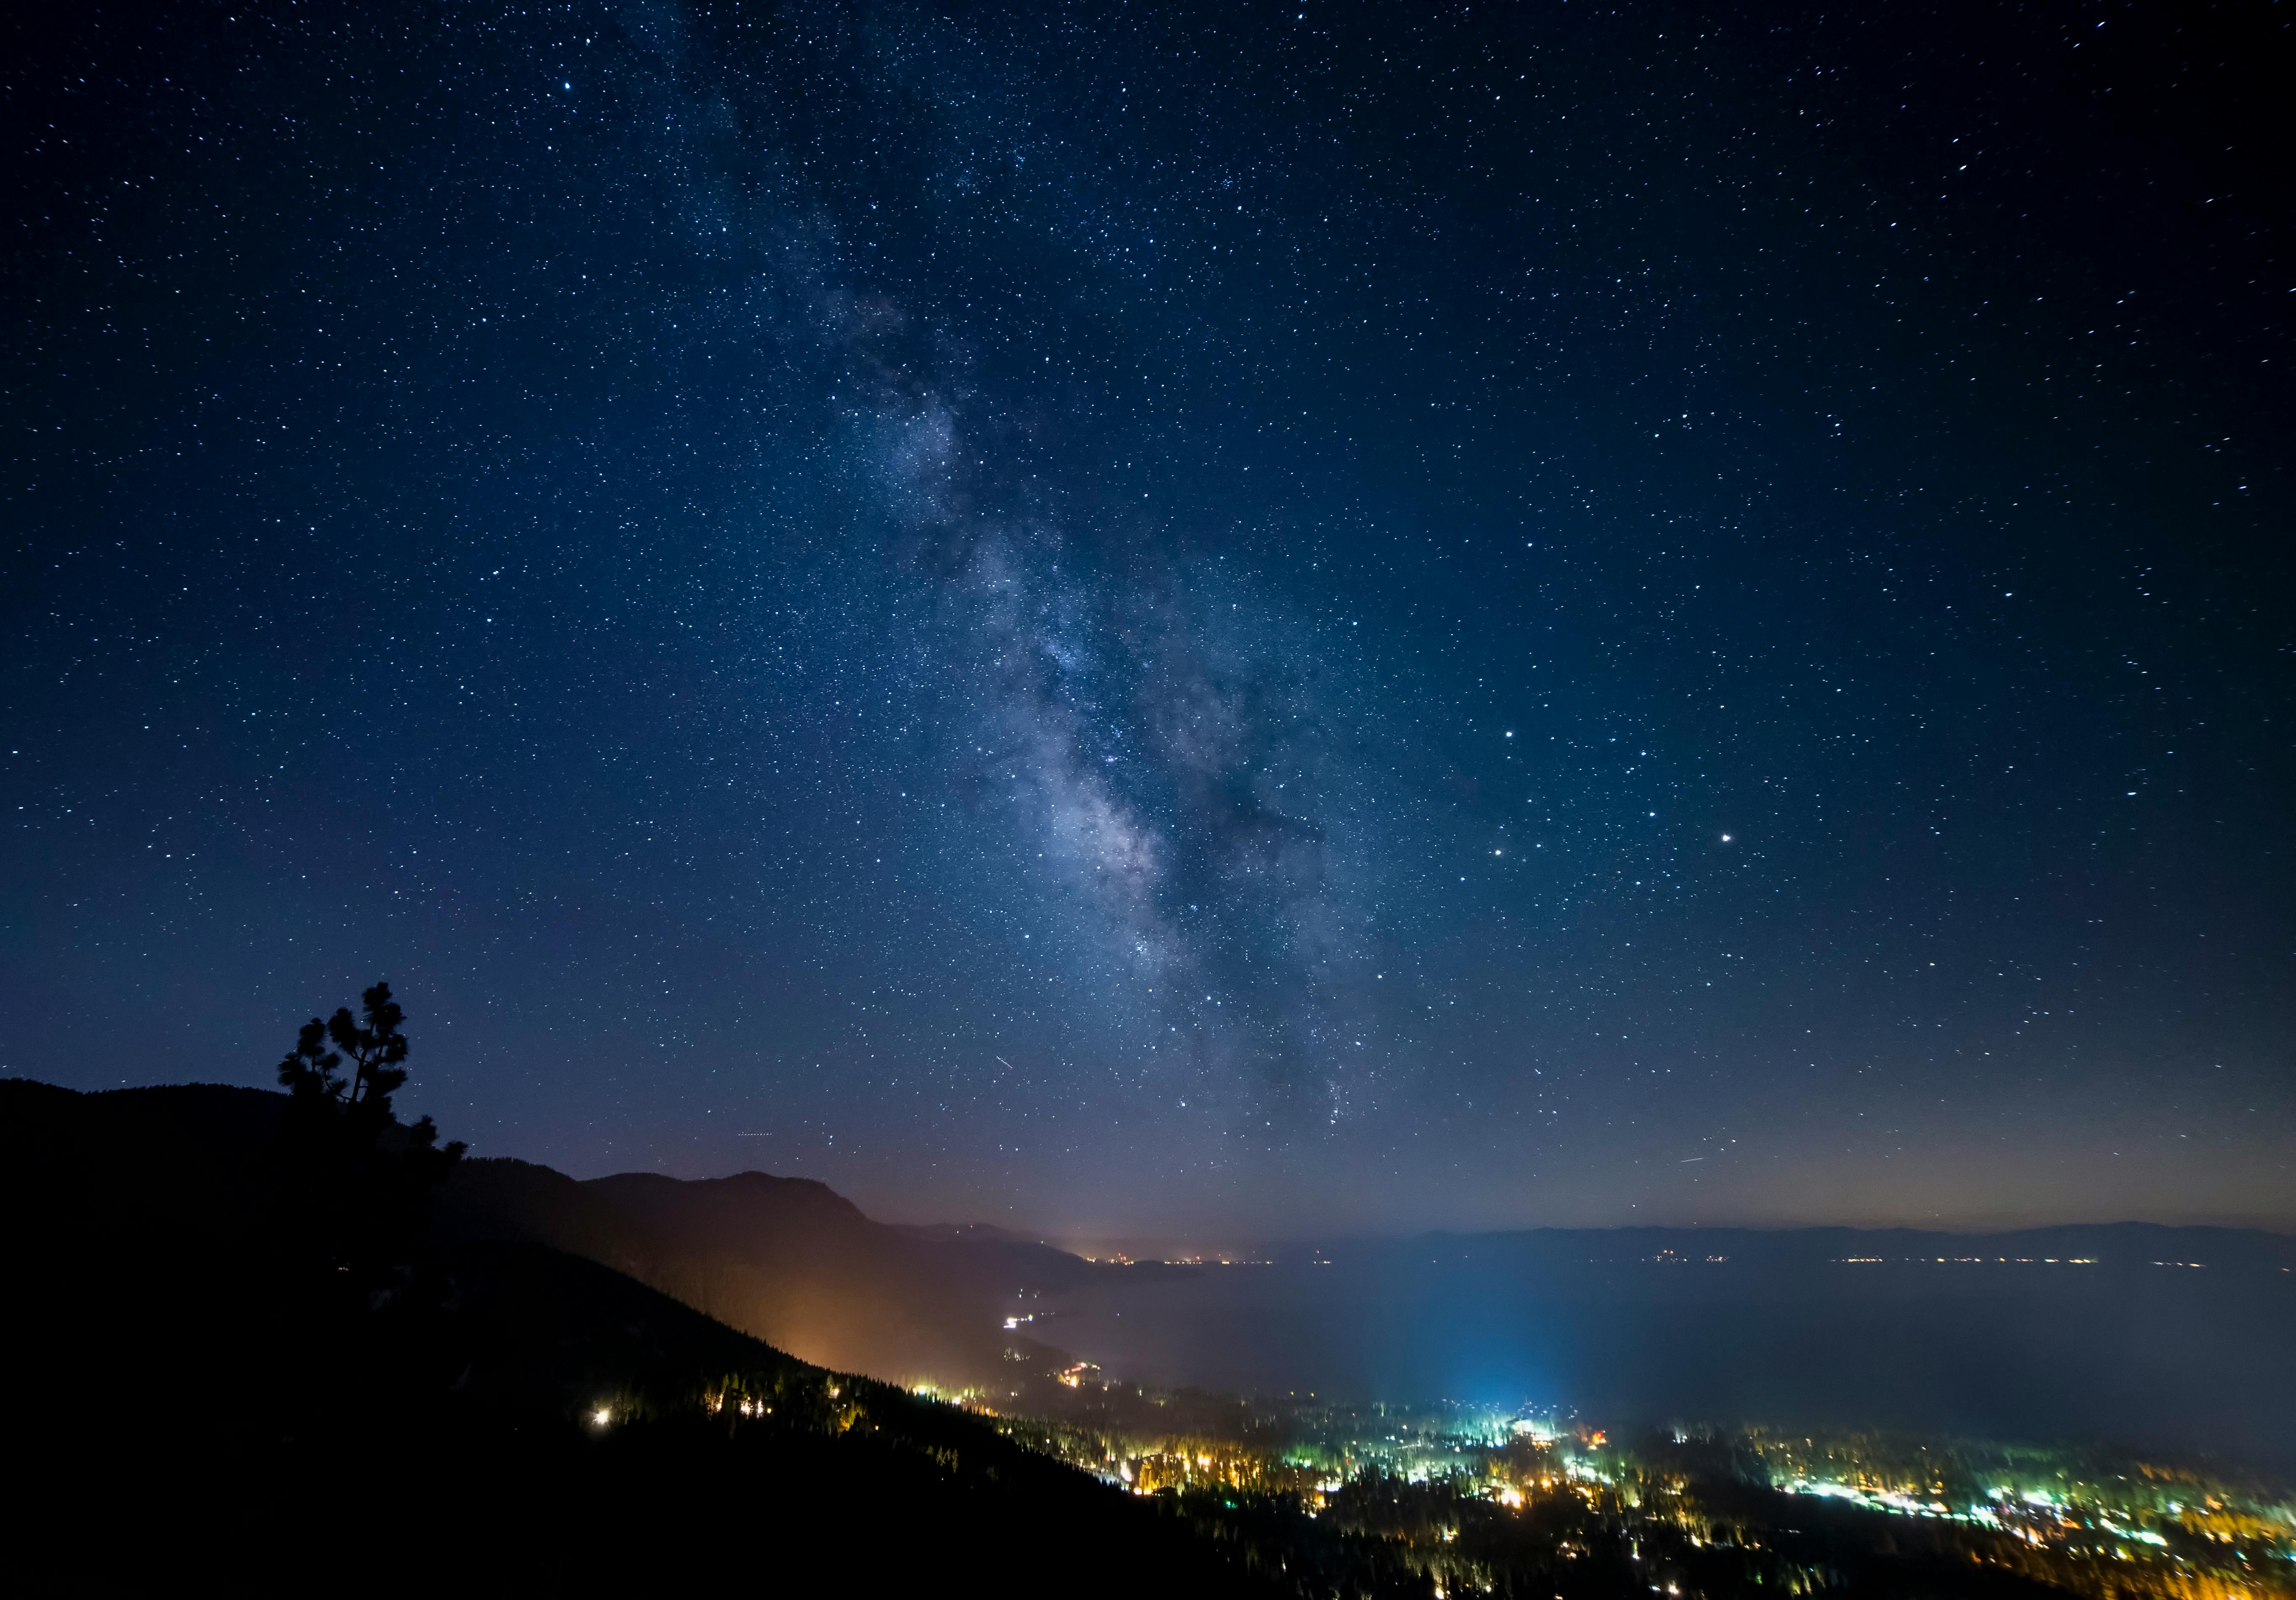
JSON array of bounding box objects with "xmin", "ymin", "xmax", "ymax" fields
[{"xmin": 918, "ymin": 1369, "xmax": 2296, "ymax": 1599}]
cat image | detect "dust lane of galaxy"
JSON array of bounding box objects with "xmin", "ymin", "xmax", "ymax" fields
[{"xmin": 5, "ymin": 1, "xmax": 2290, "ymax": 1234}]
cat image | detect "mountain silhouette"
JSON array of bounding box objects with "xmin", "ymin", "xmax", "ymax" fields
[
  {"xmin": 433, "ymin": 1152, "xmax": 1102, "ymax": 1387},
  {"xmin": 0, "ymin": 1078, "xmax": 1287, "ymax": 1590}
]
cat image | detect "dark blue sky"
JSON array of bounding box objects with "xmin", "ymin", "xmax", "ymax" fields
[{"xmin": 6, "ymin": 0, "xmax": 2290, "ymax": 1236}]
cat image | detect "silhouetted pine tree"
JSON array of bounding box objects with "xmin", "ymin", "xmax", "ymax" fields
[{"xmin": 275, "ymin": 981, "xmax": 465, "ymax": 1276}]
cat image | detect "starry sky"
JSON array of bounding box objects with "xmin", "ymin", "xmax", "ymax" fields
[{"xmin": 6, "ymin": 0, "xmax": 2291, "ymax": 1237}]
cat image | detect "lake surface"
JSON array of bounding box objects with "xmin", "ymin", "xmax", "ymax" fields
[{"xmin": 1036, "ymin": 1229, "xmax": 2296, "ymax": 1465}]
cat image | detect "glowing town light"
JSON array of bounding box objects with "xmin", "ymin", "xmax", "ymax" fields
[{"xmin": 591, "ymin": 1407, "xmax": 612, "ymax": 1426}]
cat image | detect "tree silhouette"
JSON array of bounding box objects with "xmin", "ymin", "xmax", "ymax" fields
[
  {"xmin": 278, "ymin": 981, "xmax": 464, "ymax": 1162},
  {"xmin": 275, "ymin": 981, "xmax": 465, "ymax": 1272}
]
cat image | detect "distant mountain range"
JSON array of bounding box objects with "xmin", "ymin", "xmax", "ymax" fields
[
  {"xmin": 436, "ymin": 1141, "xmax": 2296, "ymax": 1410},
  {"xmin": 1291, "ymin": 1220, "xmax": 2296, "ymax": 1274},
  {"xmin": 9, "ymin": 1076, "xmax": 2286, "ymax": 1407},
  {"xmin": 433, "ymin": 1152, "xmax": 1102, "ymax": 1386}
]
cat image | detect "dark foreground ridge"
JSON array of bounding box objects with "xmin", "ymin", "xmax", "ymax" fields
[
  {"xmin": 8, "ymin": 1080, "xmax": 2286, "ymax": 1597},
  {"xmin": 0, "ymin": 1080, "xmax": 1283, "ymax": 1591}
]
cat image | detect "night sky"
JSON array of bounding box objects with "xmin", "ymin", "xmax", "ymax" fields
[{"xmin": 7, "ymin": 1, "xmax": 2290, "ymax": 1237}]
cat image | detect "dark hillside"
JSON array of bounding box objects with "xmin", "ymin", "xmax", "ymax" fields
[
  {"xmin": 0, "ymin": 1080, "xmax": 1280, "ymax": 1591},
  {"xmin": 312, "ymin": 1241, "xmax": 1289, "ymax": 1590},
  {"xmin": 433, "ymin": 1152, "xmax": 1079, "ymax": 1385},
  {"xmin": 0, "ymin": 1076, "xmax": 1115, "ymax": 1392},
  {"xmin": 575, "ymin": 1167, "xmax": 1010, "ymax": 1382}
]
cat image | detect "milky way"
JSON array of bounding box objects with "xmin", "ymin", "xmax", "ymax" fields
[{"xmin": 6, "ymin": 1, "xmax": 2290, "ymax": 1234}]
